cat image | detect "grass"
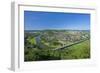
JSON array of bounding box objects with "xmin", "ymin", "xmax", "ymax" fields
[{"xmin": 60, "ymin": 40, "xmax": 90, "ymax": 59}]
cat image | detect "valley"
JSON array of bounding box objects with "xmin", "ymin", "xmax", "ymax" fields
[{"xmin": 24, "ymin": 30, "xmax": 90, "ymax": 61}]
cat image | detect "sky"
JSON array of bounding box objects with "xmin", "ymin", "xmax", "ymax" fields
[{"xmin": 24, "ymin": 11, "xmax": 90, "ymax": 30}]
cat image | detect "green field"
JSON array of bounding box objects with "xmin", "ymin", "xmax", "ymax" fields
[{"xmin": 60, "ymin": 40, "xmax": 90, "ymax": 59}]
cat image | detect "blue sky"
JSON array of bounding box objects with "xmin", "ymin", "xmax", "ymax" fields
[{"xmin": 24, "ymin": 11, "xmax": 90, "ymax": 30}]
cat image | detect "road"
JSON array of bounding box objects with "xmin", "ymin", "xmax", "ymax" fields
[{"xmin": 53, "ymin": 39, "xmax": 89, "ymax": 51}]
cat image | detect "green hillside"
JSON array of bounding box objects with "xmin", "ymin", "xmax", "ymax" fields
[
  {"xmin": 24, "ymin": 40, "xmax": 90, "ymax": 61},
  {"xmin": 60, "ymin": 40, "xmax": 90, "ymax": 59}
]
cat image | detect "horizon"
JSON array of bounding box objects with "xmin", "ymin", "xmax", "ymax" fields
[
  {"xmin": 26, "ymin": 29, "xmax": 90, "ymax": 31},
  {"xmin": 24, "ymin": 11, "xmax": 90, "ymax": 30}
]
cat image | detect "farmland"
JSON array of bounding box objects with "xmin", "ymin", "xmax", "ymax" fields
[{"xmin": 24, "ymin": 30, "xmax": 90, "ymax": 61}]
